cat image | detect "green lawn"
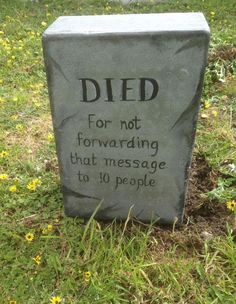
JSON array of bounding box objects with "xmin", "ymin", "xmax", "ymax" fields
[{"xmin": 0, "ymin": 0, "xmax": 235, "ymax": 303}]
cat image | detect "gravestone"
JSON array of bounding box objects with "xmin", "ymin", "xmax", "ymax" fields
[{"xmin": 43, "ymin": 13, "xmax": 210, "ymax": 224}]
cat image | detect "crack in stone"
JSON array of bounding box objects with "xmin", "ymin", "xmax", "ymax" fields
[
  {"xmin": 62, "ymin": 185, "xmax": 101, "ymax": 200},
  {"xmin": 175, "ymin": 38, "xmax": 200, "ymax": 55},
  {"xmin": 170, "ymin": 68, "xmax": 204, "ymax": 130},
  {"xmin": 58, "ymin": 110, "xmax": 80, "ymax": 130},
  {"xmin": 49, "ymin": 55, "xmax": 69, "ymax": 82}
]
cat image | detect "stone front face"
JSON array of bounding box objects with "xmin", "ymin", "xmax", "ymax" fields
[{"xmin": 43, "ymin": 13, "xmax": 210, "ymax": 223}]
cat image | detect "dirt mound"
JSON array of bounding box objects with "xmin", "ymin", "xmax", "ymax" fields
[
  {"xmin": 185, "ymin": 155, "xmax": 231, "ymax": 235},
  {"xmin": 209, "ymin": 45, "xmax": 236, "ymax": 61},
  {"xmin": 147, "ymin": 155, "xmax": 234, "ymax": 254}
]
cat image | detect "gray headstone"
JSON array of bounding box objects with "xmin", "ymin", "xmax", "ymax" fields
[{"xmin": 43, "ymin": 13, "xmax": 210, "ymax": 224}]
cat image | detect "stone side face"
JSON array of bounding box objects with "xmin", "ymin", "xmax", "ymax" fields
[{"xmin": 43, "ymin": 13, "xmax": 210, "ymax": 224}]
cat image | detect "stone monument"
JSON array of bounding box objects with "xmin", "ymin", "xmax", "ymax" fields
[{"xmin": 43, "ymin": 13, "xmax": 210, "ymax": 223}]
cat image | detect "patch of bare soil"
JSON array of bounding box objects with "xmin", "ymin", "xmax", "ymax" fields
[
  {"xmin": 209, "ymin": 45, "xmax": 236, "ymax": 61},
  {"xmin": 146, "ymin": 155, "xmax": 234, "ymax": 254},
  {"xmin": 185, "ymin": 154, "xmax": 225, "ymax": 230}
]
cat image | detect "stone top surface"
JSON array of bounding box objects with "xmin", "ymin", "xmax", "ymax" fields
[{"xmin": 43, "ymin": 13, "xmax": 210, "ymax": 36}]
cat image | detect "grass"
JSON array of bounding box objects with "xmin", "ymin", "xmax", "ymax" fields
[{"xmin": 0, "ymin": 0, "xmax": 235, "ymax": 303}]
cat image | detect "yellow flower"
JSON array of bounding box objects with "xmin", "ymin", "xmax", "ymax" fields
[
  {"xmin": 27, "ymin": 182, "xmax": 37, "ymax": 191},
  {"xmin": 0, "ymin": 79, "xmax": 3, "ymax": 84},
  {"xmin": 0, "ymin": 174, "xmax": 8, "ymax": 180},
  {"xmin": 212, "ymin": 110, "xmax": 218, "ymax": 117},
  {"xmin": 42, "ymin": 224, "xmax": 53, "ymax": 235},
  {"xmin": 0, "ymin": 31, "xmax": 4, "ymax": 35},
  {"xmin": 13, "ymin": 97, "xmax": 18, "ymax": 102},
  {"xmin": 226, "ymin": 200, "xmax": 236, "ymax": 212},
  {"xmin": 34, "ymin": 101, "xmax": 41, "ymax": 108},
  {"xmin": 204, "ymin": 100, "xmax": 211, "ymax": 109},
  {"xmin": 25, "ymin": 232, "xmax": 34, "ymax": 242},
  {"xmin": 11, "ymin": 115, "xmax": 18, "ymax": 120},
  {"xmin": 41, "ymin": 21, "xmax": 47, "ymax": 27},
  {"xmin": 33, "ymin": 255, "xmax": 42, "ymax": 265},
  {"xmin": 9, "ymin": 301, "xmax": 17, "ymax": 304},
  {"xmin": 9, "ymin": 185, "xmax": 17, "ymax": 192},
  {"xmin": 16, "ymin": 124, "xmax": 24, "ymax": 131},
  {"xmin": 34, "ymin": 178, "xmax": 41, "ymax": 186},
  {"xmin": 0, "ymin": 150, "xmax": 9, "ymax": 158},
  {"xmin": 47, "ymin": 133, "xmax": 54, "ymax": 141},
  {"xmin": 27, "ymin": 178, "xmax": 42, "ymax": 191},
  {"xmin": 210, "ymin": 11, "xmax": 215, "ymax": 16},
  {"xmin": 47, "ymin": 224, "xmax": 53, "ymax": 231},
  {"xmin": 50, "ymin": 296, "xmax": 62, "ymax": 304},
  {"xmin": 84, "ymin": 271, "xmax": 91, "ymax": 282},
  {"xmin": 42, "ymin": 228, "xmax": 49, "ymax": 235}
]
